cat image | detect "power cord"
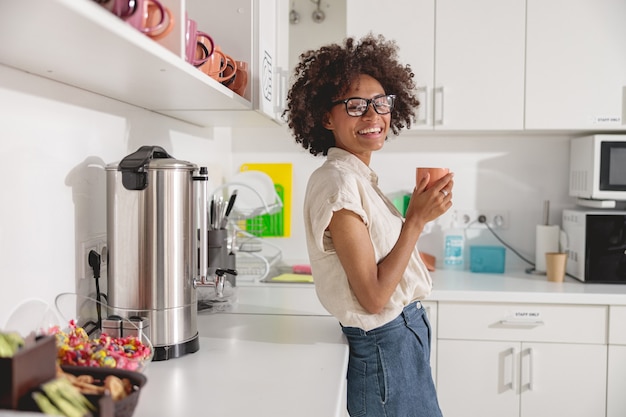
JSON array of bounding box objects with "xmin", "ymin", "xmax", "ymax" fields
[
  {"xmin": 86, "ymin": 249, "xmax": 103, "ymax": 335},
  {"xmin": 476, "ymin": 215, "xmax": 535, "ymax": 267}
]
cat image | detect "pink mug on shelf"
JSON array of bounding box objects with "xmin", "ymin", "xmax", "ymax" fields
[
  {"xmin": 122, "ymin": 0, "xmax": 170, "ymax": 36},
  {"xmin": 200, "ymin": 46, "xmax": 236, "ymax": 83},
  {"xmin": 228, "ymin": 60, "xmax": 249, "ymax": 96},
  {"xmin": 142, "ymin": 1, "xmax": 174, "ymax": 39},
  {"xmin": 186, "ymin": 18, "xmax": 214, "ymax": 67},
  {"xmin": 96, "ymin": 0, "xmax": 136, "ymax": 18}
]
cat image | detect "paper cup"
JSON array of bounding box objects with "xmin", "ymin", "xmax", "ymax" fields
[{"xmin": 545, "ymin": 252, "xmax": 567, "ymax": 282}]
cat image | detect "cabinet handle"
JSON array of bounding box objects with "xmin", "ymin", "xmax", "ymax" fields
[
  {"xmin": 434, "ymin": 86, "xmax": 444, "ymax": 125},
  {"xmin": 274, "ymin": 67, "xmax": 288, "ymax": 119},
  {"xmin": 414, "ymin": 86, "xmax": 428, "ymax": 125},
  {"xmin": 505, "ymin": 347, "xmax": 516, "ymax": 391},
  {"xmin": 499, "ymin": 320, "xmax": 545, "ymax": 327},
  {"xmin": 527, "ymin": 347, "xmax": 535, "ymax": 391}
]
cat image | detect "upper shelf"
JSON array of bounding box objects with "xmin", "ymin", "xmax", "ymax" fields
[{"xmin": 0, "ymin": 0, "xmax": 271, "ymax": 126}]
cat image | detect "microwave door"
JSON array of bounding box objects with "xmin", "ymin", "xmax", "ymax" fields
[{"xmin": 586, "ymin": 215, "xmax": 626, "ymax": 283}]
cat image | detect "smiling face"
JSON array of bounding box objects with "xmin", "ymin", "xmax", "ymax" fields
[{"xmin": 323, "ymin": 74, "xmax": 391, "ymax": 165}]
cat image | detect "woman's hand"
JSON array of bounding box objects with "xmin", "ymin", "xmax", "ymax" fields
[{"xmin": 405, "ymin": 172, "xmax": 454, "ymax": 229}]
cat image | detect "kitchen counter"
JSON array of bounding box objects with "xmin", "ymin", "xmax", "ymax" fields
[
  {"xmin": 131, "ymin": 269, "xmax": 626, "ymax": 417},
  {"xmin": 429, "ymin": 269, "xmax": 626, "ymax": 305},
  {"xmin": 135, "ymin": 313, "xmax": 348, "ymax": 417}
]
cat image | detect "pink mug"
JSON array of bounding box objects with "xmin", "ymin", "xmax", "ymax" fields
[
  {"xmin": 186, "ymin": 18, "xmax": 214, "ymax": 67},
  {"xmin": 228, "ymin": 60, "xmax": 249, "ymax": 96},
  {"xmin": 122, "ymin": 0, "xmax": 169, "ymax": 35},
  {"xmin": 142, "ymin": 1, "xmax": 174, "ymax": 39},
  {"xmin": 200, "ymin": 46, "xmax": 236, "ymax": 83},
  {"xmin": 100, "ymin": 0, "xmax": 137, "ymax": 18},
  {"xmin": 416, "ymin": 167, "xmax": 450, "ymax": 189}
]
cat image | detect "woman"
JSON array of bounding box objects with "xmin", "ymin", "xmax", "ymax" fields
[{"xmin": 284, "ymin": 34, "xmax": 453, "ymax": 417}]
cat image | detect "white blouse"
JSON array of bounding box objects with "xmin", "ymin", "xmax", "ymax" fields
[{"xmin": 303, "ymin": 147, "xmax": 432, "ymax": 331}]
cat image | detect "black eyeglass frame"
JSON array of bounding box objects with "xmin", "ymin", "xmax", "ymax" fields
[{"xmin": 331, "ymin": 94, "xmax": 396, "ymax": 117}]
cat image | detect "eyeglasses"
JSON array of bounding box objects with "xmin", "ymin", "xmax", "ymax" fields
[{"xmin": 331, "ymin": 94, "xmax": 396, "ymax": 117}]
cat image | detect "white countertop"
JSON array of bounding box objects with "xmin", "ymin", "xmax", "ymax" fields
[
  {"xmin": 134, "ymin": 313, "xmax": 348, "ymax": 417},
  {"xmin": 429, "ymin": 269, "xmax": 626, "ymax": 305}
]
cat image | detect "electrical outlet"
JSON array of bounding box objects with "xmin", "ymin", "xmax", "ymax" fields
[
  {"xmin": 457, "ymin": 210, "xmax": 509, "ymax": 230},
  {"xmin": 79, "ymin": 235, "xmax": 106, "ymax": 280}
]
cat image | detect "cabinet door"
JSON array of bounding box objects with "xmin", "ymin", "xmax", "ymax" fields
[
  {"xmin": 607, "ymin": 345, "xmax": 626, "ymax": 417},
  {"xmin": 435, "ymin": 0, "xmax": 526, "ymax": 130},
  {"xmin": 520, "ymin": 342, "xmax": 606, "ymax": 417},
  {"xmin": 346, "ymin": 0, "xmax": 435, "ymax": 129},
  {"xmin": 526, "ymin": 0, "xmax": 626, "ymax": 130},
  {"xmin": 437, "ymin": 339, "xmax": 519, "ymax": 417},
  {"xmin": 255, "ymin": 0, "xmax": 278, "ymax": 120}
]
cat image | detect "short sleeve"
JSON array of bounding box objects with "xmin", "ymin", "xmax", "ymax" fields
[{"xmin": 305, "ymin": 169, "xmax": 368, "ymax": 254}]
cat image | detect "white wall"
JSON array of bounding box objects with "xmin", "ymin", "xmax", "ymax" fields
[
  {"xmin": 231, "ymin": 126, "xmax": 576, "ymax": 268},
  {"xmin": 0, "ymin": 65, "xmax": 232, "ymax": 327}
]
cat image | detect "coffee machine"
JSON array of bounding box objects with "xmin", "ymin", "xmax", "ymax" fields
[{"xmin": 105, "ymin": 146, "xmax": 213, "ymax": 361}]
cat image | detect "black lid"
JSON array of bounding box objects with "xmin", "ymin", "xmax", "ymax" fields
[{"xmin": 118, "ymin": 146, "xmax": 173, "ymax": 190}]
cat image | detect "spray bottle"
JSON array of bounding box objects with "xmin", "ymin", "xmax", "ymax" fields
[{"xmin": 443, "ymin": 211, "xmax": 466, "ymax": 270}]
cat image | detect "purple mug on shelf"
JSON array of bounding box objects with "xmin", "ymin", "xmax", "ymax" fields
[
  {"xmin": 93, "ymin": 0, "xmax": 136, "ymax": 17},
  {"xmin": 186, "ymin": 17, "xmax": 215, "ymax": 67},
  {"xmin": 122, "ymin": 0, "xmax": 167, "ymax": 35}
]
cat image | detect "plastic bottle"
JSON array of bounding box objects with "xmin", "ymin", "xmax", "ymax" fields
[{"xmin": 443, "ymin": 213, "xmax": 465, "ymax": 270}]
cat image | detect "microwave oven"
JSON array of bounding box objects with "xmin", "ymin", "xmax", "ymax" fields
[
  {"xmin": 562, "ymin": 209, "xmax": 626, "ymax": 283},
  {"xmin": 569, "ymin": 134, "xmax": 626, "ymax": 204}
]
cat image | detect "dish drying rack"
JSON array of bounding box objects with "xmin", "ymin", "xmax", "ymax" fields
[{"xmin": 210, "ymin": 179, "xmax": 284, "ymax": 282}]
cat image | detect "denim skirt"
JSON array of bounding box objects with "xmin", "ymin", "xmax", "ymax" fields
[{"xmin": 341, "ymin": 301, "xmax": 443, "ymax": 417}]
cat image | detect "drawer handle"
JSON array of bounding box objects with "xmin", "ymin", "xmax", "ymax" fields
[
  {"xmin": 528, "ymin": 347, "xmax": 535, "ymax": 391},
  {"xmin": 414, "ymin": 86, "xmax": 428, "ymax": 125},
  {"xmin": 506, "ymin": 347, "xmax": 516, "ymax": 392},
  {"xmin": 499, "ymin": 320, "xmax": 545, "ymax": 327}
]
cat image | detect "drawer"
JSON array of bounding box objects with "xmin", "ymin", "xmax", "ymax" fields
[
  {"xmin": 438, "ymin": 302, "xmax": 607, "ymax": 344},
  {"xmin": 609, "ymin": 306, "xmax": 626, "ymax": 344}
]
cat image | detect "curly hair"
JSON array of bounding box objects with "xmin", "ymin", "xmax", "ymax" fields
[{"xmin": 283, "ymin": 34, "xmax": 419, "ymax": 156}]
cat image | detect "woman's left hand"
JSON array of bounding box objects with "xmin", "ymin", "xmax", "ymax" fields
[{"xmin": 405, "ymin": 172, "xmax": 454, "ymax": 229}]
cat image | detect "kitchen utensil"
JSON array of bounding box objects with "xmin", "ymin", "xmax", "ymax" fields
[
  {"xmin": 220, "ymin": 190, "xmax": 238, "ymax": 229},
  {"xmin": 105, "ymin": 146, "xmax": 207, "ymax": 361},
  {"xmin": 289, "ymin": 1, "xmax": 300, "ymax": 24},
  {"xmin": 222, "ymin": 171, "xmax": 282, "ymax": 219},
  {"xmin": 311, "ymin": 0, "xmax": 325, "ymax": 23}
]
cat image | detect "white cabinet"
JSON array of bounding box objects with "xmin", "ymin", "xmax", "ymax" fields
[
  {"xmin": 607, "ymin": 306, "xmax": 626, "ymax": 417},
  {"xmin": 525, "ymin": 0, "xmax": 626, "ymax": 130},
  {"xmin": 346, "ymin": 0, "xmax": 434, "ymax": 129},
  {"xmin": 346, "ymin": 0, "xmax": 525, "ymax": 131},
  {"xmin": 0, "ymin": 0, "xmax": 287, "ymax": 127},
  {"xmin": 436, "ymin": 302, "xmax": 607, "ymax": 417}
]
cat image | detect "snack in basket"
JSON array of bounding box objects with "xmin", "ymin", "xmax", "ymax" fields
[
  {"xmin": 57, "ymin": 365, "xmax": 133, "ymax": 401},
  {"xmin": 48, "ymin": 320, "xmax": 151, "ymax": 371},
  {"xmin": 32, "ymin": 377, "xmax": 95, "ymax": 417}
]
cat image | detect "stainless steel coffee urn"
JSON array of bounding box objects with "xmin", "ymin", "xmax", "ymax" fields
[{"xmin": 105, "ymin": 146, "xmax": 208, "ymax": 361}]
